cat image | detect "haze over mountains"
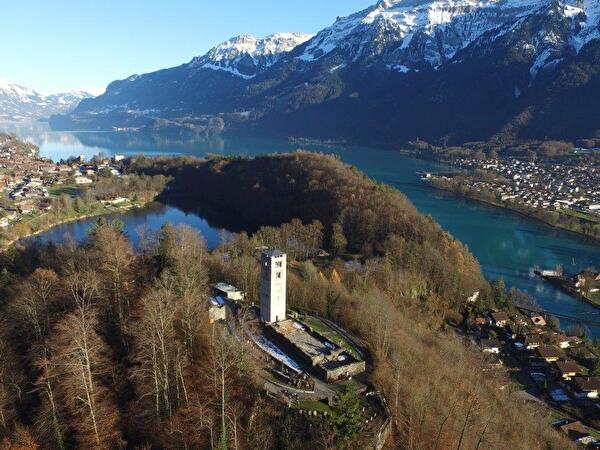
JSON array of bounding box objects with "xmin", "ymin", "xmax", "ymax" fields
[
  {"xmin": 52, "ymin": 0, "xmax": 600, "ymax": 145},
  {"xmin": 0, "ymin": 80, "xmax": 94, "ymax": 121}
]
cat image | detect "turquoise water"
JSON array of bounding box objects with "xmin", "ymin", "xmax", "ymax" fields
[
  {"xmin": 33, "ymin": 202, "xmax": 227, "ymax": 250},
  {"xmin": 5, "ymin": 122, "xmax": 600, "ymax": 335}
]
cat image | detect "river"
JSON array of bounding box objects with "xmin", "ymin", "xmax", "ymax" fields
[{"xmin": 4, "ymin": 121, "xmax": 600, "ymax": 335}]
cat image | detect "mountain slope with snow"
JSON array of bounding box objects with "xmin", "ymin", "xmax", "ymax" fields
[
  {"xmin": 51, "ymin": 32, "xmax": 312, "ymax": 130},
  {"xmin": 298, "ymin": 0, "xmax": 542, "ymax": 68},
  {"xmin": 53, "ymin": 0, "xmax": 600, "ymax": 144},
  {"xmin": 0, "ymin": 80, "xmax": 93, "ymax": 121},
  {"xmin": 191, "ymin": 33, "xmax": 313, "ymax": 79}
]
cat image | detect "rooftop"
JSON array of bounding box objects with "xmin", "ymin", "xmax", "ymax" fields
[
  {"xmin": 555, "ymin": 360, "xmax": 585, "ymax": 375},
  {"xmin": 572, "ymin": 376, "xmax": 600, "ymax": 392},
  {"xmin": 558, "ymin": 420, "xmax": 590, "ymax": 441},
  {"xmin": 209, "ymin": 296, "xmax": 227, "ymax": 307},
  {"xmin": 536, "ymin": 346, "xmax": 564, "ymax": 359},
  {"xmin": 213, "ymin": 282, "xmax": 242, "ymax": 293},
  {"xmin": 490, "ymin": 311, "xmax": 509, "ymax": 321},
  {"xmin": 264, "ymin": 249, "xmax": 285, "ymax": 258}
]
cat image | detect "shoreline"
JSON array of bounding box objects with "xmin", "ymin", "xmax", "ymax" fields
[
  {"xmin": 425, "ymin": 177, "xmax": 600, "ymax": 247},
  {"xmin": 0, "ymin": 200, "xmax": 153, "ymax": 252},
  {"xmin": 534, "ymin": 272, "xmax": 600, "ymax": 310}
]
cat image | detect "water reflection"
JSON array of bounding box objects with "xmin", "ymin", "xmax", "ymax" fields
[{"xmin": 3, "ymin": 121, "xmax": 600, "ymax": 335}]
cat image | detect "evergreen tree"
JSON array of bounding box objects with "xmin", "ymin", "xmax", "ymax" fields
[{"xmin": 332, "ymin": 385, "xmax": 363, "ymax": 445}]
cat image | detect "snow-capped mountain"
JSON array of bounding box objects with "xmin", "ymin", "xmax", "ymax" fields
[
  {"xmin": 299, "ymin": 0, "xmax": 540, "ymax": 68},
  {"xmin": 298, "ymin": 0, "xmax": 600, "ymax": 74},
  {"xmin": 56, "ymin": 32, "xmax": 312, "ymax": 129},
  {"xmin": 191, "ymin": 33, "xmax": 313, "ymax": 79},
  {"xmin": 53, "ymin": 0, "xmax": 600, "ymax": 145},
  {"xmin": 0, "ymin": 80, "xmax": 94, "ymax": 121}
]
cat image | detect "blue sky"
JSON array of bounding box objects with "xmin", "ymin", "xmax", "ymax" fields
[{"xmin": 1, "ymin": 0, "xmax": 375, "ymax": 94}]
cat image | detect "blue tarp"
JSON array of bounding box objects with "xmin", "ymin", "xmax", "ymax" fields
[{"xmin": 209, "ymin": 296, "xmax": 227, "ymax": 307}]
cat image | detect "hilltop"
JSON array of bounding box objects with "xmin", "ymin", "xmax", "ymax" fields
[{"xmin": 0, "ymin": 151, "xmax": 575, "ymax": 448}]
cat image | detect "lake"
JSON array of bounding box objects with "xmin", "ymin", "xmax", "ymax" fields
[{"xmin": 5, "ymin": 121, "xmax": 600, "ymax": 335}]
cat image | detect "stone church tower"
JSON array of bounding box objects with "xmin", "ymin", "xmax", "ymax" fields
[{"xmin": 260, "ymin": 250, "xmax": 287, "ymax": 323}]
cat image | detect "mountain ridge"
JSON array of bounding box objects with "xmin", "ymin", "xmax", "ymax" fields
[
  {"xmin": 0, "ymin": 80, "xmax": 94, "ymax": 121},
  {"xmin": 52, "ymin": 0, "xmax": 600, "ymax": 145},
  {"xmin": 191, "ymin": 32, "xmax": 313, "ymax": 79}
]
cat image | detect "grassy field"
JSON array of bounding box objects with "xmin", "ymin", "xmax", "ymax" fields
[
  {"xmin": 294, "ymin": 399, "xmax": 333, "ymax": 415},
  {"xmin": 48, "ymin": 185, "xmax": 82, "ymax": 198},
  {"xmin": 587, "ymin": 292, "xmax": 600, "ymax": 306},
  {"xmin": 300, "ymin": 315, "xmax": 361, "ymax": 359},
  {"xmin": 560, "ymin": 208, "xmax": 600, "ymax": 224}
]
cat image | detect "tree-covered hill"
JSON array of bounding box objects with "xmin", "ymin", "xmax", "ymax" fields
[
  {"xmin": 0, "ymin": 151, "xmax": 575, "ymax": 449},
  {"xmin": 129, "ymin": 151, "xmax": 484, "ymax": 305}
]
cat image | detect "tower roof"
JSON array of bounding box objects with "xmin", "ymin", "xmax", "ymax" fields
[{"xmin": 264, "ymin": 249, "xmax": 285, "ymax": 258}]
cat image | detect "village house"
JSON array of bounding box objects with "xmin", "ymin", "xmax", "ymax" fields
[
  {"xmin": 553, "ymin": 361, "xmax": 587, "ymax": 381},
  {"xmin": 556, "ymin": 420, "xmax": 595, "ymax": 446},
  {"xmin": 208, "ymin": 296, "xmax": 227, "ymax": 324},
  {"xmin": 530, "ymin": 314, "xmax": 546, "ymax": 327},
  {"xmin": 534, "ymin": 345, "xmax": 564, "ymax": 363},
  {"xmin": 18, "ymin": 204, "xmax": 35, "ymax": 215},
  {"xmin": 569, "ymin": 376, "xmax": 600, "ymax": 399},
  {"xmin": 75, "ymin": 176, "xmax": 93, "ymax": 185},
  {"xmin": 480, "ymin": 339, "xmax": 501, "ymax": 354},
  {"xmin": 523, "ymin": 334, "xmax": 543, "ymax": 350},
  {"xmin": 548, "ymin": 333, "xmax": 572, "ymax": 349},
  {"xmin": 489, "ymin": 311, "xmax": 509, "ymax": 327},
  {"xmin": 213, "ymin": 283, "xmax": 245, "ymax": 302}
]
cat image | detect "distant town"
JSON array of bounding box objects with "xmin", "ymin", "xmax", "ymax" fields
[
  {"xmin": 428, "ymin": 157, "xmax": 600, "ymax": 214},
  {"xmin": 0, "ymin": 133, "xmax": 129, "ymax": 235}
]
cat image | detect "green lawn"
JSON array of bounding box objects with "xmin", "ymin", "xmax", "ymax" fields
[
  {"xmin": 561, "ymin": 208, "xmax": 600, "ymax": 224},
  {"xmin": 588, "ymin": 292, "xmax": 600, "ymax": 305},
  {"xmin": 300, "ymin": 315, "xmax": 361, "ymax": 359},
  {"xmin": 48, "ymin": 185, "xmax": 83, "ymax": 198},
  {"xmin": 294, "ymin": 400, "xmax": 333, "ymax": 415}
]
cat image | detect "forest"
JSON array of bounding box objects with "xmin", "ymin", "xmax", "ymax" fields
[{"xmin": 0, "ymin": 152, "xmax": 575, "ymax": 449}]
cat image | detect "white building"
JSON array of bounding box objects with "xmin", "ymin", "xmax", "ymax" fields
[
  {"xmin": 260, "ymin": 250, "xmax": 287, "ymax": 323},
  {"xmin": 213, "ymin": 282, "xmax": 244, "ymax": 301},
  {"xmin": 75, "ymin": 176, "xmax": 93, "ymax": 185}
]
